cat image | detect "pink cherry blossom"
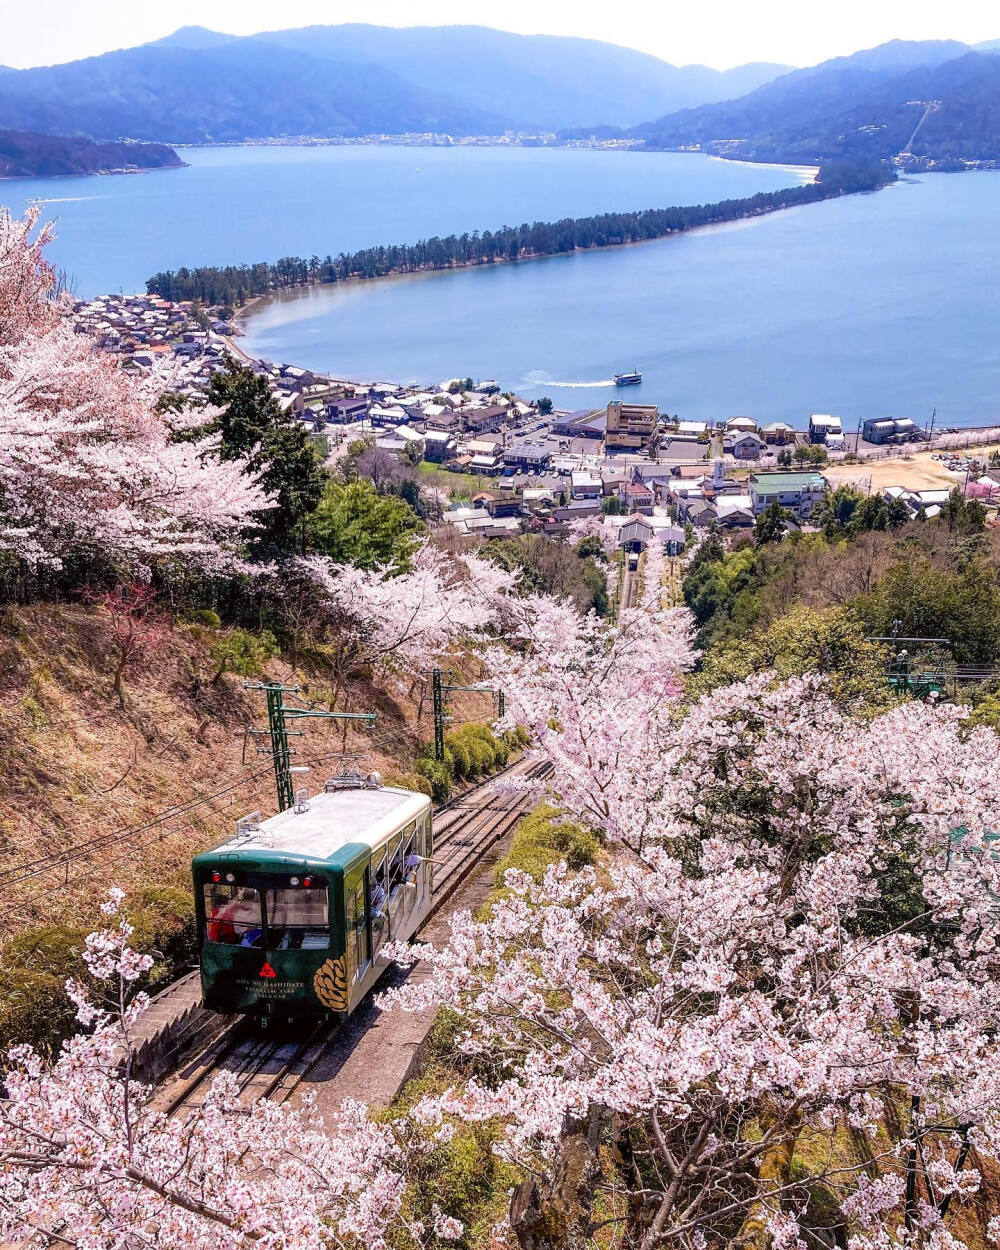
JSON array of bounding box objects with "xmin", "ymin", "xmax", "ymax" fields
[{"xmin": 0, "ymin": 207, "xmax": 270, "ymax": 572}]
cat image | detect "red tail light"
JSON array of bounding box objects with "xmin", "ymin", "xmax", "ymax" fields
[
  {"xmin": 303, "ymin": 876, "xmax": 312, "ymax": 888},
  {"xmin": 212, "ymin": 871, "xmax": 221, "ymax": 883}
]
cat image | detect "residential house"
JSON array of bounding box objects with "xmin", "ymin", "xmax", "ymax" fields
[
  {"xmin": 620, "ymin": 480, "xmax": 654, "ymax": 514},
  {"xmin": 369, "ymin": 404, "xmax": 408, "ymax": 428},
  {"xmin": 570, "ymin": 470, "xmax": 602, "ymax": 500},
  {"xmin": 681, "ymin": 498, "xmax": 718, "ymax": 527},
  {"xmin": 723, "ymin": 430, "xmax": 765, "ymax": 460},
  {"xmin": 748, "ymin": 471, "xmax": 828, "ymax": 519},
  {"xmin": 503, "ymin": 441, "xmax": 553, "ymax": 472},
  {"xmin": 424, "ymin": 410, "xmax": 463, "ymax": 434},
  {"xmin": 726, "ymin": 416, "xmax": 759, "ymax": 433},
  {"xmin": 762, "ymin": 422, "xmax": 796, "ymax": 445},
  {"xmin": 675, "ymin": 420, "xmax": 709, "ymax": 441},
  {"xmin": 808, "ymin": 414, "xmax": 842, "ymax": 444},
  {"xmin": 483, "ymin": 488, "xmax": 524, "ymax": 519},
  {"xmin": 554, "ymin": 499, "xmax": 601, "ymax": 521},
  {"xmin": 552, "ymin": 409, "xmax": 606, "ymax": 440},
  {"xmin": 423, "ymin": 430, "xmax": 456, "ymax": 462},
  {"xmin": 461, "ymin": 404, "xmax": 508, "ymax": 435},
  {"xmin": 862, "ymin": 417, "xmax": 919, "ymax": 444},
  {"xmin": 325, "ymin": 397, "xmax": 369, "ymax": 424}
]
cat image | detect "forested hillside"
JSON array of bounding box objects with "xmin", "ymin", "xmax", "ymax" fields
[
  {"xmin": 0, "ymin": 42, "xmax": 505, "ymax": 142},
  {"xmin": 632, "ymin": 39, "xmax": 1000, "ymax": 165},
  {"xmin": 0, "ymin": 24, "xmax": 787, "ymax": 140},
  {"xmin": 0, "ymin": 128, "xmax": 182, "ymax": 177}
]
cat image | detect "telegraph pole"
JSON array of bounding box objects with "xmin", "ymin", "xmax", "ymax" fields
[
  {"xmin": 430, "ymin": 668, "xmax": 505, "ymax": 762},
  {"xmin": 245, "ymin": 681, "xmax": 376, "ymax": 811}
]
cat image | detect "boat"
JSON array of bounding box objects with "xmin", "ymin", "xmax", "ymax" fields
[{"xmin": 614, "ymin": 369, "xmax": 642, "ymax": 386}]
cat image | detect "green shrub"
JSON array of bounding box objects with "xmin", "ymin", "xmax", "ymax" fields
[
  {"xmin": 181, "ymin": 608, "xmax": 222, "ymax": 630},
  {"xmin": 463, "ymin": 735, "xmax": 495, "ymax": 778},
  {"xmin": 419, "ymin": 721, "xmax": 528, "ymax": 802},
  {"xmin": 0, "ymin": 969, "xmax": 79, "ymax": 1055},
  {"xmin": 416, "ymin": 757, "xmax": 451, "ymax": 803},
  {"xmin": 383, "ymin": 771, "xmax": 434, "ymax": 799},
  {"xmin": 0, "ymin": 890, "xmax": 198, "ymax": 1057},
  {"xmin": 209, "ymin": 628, "xmax": 279, "ymax": 683},
  {"xmin": 445, "ymin": 735, "xmax": 472, "ymax": 780},
  {"xmin": 494, "ymin": 803, "xmax": 600, "ymax": 887}
]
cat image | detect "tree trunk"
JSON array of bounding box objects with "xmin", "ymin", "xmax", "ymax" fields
[
  {"xmin": 733, "ymin": 1113, "xmax": 800, "ymax": 1250},
  {"xmin": 113, "ymin": 652, "xmax": 128, "ymax": 709},
  {"xmin": 510, "ymin": 1107, "xmax": 604, "ymax": 1250}
]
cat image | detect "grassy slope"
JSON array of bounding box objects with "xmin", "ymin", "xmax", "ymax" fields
[{"xmin": 0, "ymin": 603, "xmax": 431, "ymax": 941}]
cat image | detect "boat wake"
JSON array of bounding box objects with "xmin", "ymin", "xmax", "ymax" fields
[
  {"xmin": 539, "ymin": 378, "xmax": 615, "ymax": 388},
  {"xmin": 31, "ymin": 195, "xmax": 105, "ymax": 204}
]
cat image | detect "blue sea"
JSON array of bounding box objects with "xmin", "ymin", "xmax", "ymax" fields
[{"xmin": 5, "ymin": 144, "xmax": 1000, "ymax": 426}]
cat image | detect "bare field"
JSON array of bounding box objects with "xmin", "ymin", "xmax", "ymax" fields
[{"xmin": 824, "ymin": 445, "xmax": 1000, "ymax": 493}]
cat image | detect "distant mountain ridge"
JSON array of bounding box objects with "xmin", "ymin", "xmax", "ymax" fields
[
  {"xmin": 628, "ymin": 39, "xmax": 1000, "ymax": 167},
  {"xmin": 0, "ymin": 42, "xmax": 505, "ymax": 143},
  {"xmin": 0, "ymin": 25, "xmax": 789, "ymax": 141},
  {"xmin": 0, "ymin": 129, "xmax": 182, "ymax": 178}
]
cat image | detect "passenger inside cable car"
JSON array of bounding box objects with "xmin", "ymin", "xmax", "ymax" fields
[{"xmin": 204, "ymin": 884, "xmax": 263, "ymax": 947}]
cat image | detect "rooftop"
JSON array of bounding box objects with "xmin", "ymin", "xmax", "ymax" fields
[
  {"xmin": 750, "ymin": 471, "xmax": 827, "ymax": 491},
  {"xmin": 205, "ymin": 785, "xmax": 430, "ymax": 864}
]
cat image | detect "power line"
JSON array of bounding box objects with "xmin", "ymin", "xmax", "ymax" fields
[{"xmin": 0, "ymin": 738, "xmax": 390, "ymax": 894}]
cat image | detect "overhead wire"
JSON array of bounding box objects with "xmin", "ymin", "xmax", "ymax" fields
[{"xmin": 0, "ymin": 723, "xmax": 398, "ymax": 894}]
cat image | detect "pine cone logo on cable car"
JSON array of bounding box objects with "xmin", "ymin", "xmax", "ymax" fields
[{"xmin": 313, "ymin": 956, "xmax": 348, "ymax": 1011}]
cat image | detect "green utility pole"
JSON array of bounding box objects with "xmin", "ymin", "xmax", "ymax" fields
[
  {"xmin": 246, "ymin": 681, "xmax": 376, "ymax": 811},
  {"xmin": 430, "ymin": 669, "xmax": 505, "ymax": 762},
  {"xmin": 432, "ymin": 669, "xmax": 445, "ymax": 765}
]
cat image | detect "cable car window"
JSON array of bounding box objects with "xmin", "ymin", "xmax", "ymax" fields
[
  {"xmin": 418, "ymin": 813, "xmax": 431, "ymax": 859},
  {"xmin": 203, "ymin": 884, "xmax": 263, "ymax": 947},
  {"xmin": 388, "ymin": 832, "xmax": 405, "ymax": 896},
  {"xmin": 347, "ymin": 879, "xmax": 369, "ymax": 984},
  {"xmin": 265, "ymin": 885, "xmax": 329, "ymax": 950},
  {"xmin": 403, "ymin": 825, "xmax": 420, "ymax": 888},
  {"xmin": 371, "ymin": 848, "xmax": 389, "ymax": 918}
]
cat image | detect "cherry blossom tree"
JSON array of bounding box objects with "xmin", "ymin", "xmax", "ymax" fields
[
  {"xmin": 0, "ymin": 206, "xmax": 269, "ymax": 573},
  {"xmin": 83, "ymin": 582, "xmax": 170, "ymax": 708},
  {"xmin": 484, "ymin": 579, "xmax": 696, "ymax": 851},
  {"xmin": 291, "ymin": 541, "xmax": 515, "ymax": 683},
  {"xmin": 384, "ymin": 675, "xmax": 1000, "ymax": 1250},
  {"xmin": 0, "ymin": 891, "xmax": 461, "ymax": 1250}
]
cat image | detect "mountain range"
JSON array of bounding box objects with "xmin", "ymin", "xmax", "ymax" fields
[
  {"xmin": 0, "ymin": 25, "xmax": 787, "ymax": 141},
  {"xmin": 3, "ymin": 26, "xmax": 1000, "ymax": 170},
  {"xmin": 630, "ymin": 39, "xmax": 1000, "ymax": 167}
]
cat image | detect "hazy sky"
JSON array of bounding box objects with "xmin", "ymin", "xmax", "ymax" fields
[{"xmin": 5, "ymin": 0, "xmax": 1000, "ymax": 70}]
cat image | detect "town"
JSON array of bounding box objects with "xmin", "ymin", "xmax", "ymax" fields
[{"xmin": 73, "ymin": 290, "xmax": 1000, "ymax": 556}]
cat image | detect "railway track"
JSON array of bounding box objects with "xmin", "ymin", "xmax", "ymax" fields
[{"xmin": 152, "ymin": 755, "xmax": 552, "ymax": 1119}]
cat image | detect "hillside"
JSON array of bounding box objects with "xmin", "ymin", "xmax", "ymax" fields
[
  {"xmin": 0, "ymin": 128, "xmax": 183, "ymax": 177},
  {"xmin": 0, "ymin": 41, "xmax": 506, "ymax": 142},
  {"xmin": 0, "ymin": 604, "xmax": 433, "ymax": 937},
  {"xmin": 0, "ymin": 25, "xmax": 788, "ymax": 140},
  {"xmin": 242, "ymin": 24, "xmax": 788, "ymax": 130},
  {"xmin": 631, "ymin": 38, "xmax": 1000, "ymax": 166}
]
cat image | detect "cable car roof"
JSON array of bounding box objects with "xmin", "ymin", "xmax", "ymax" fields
[{"xmin": 201, "ymin": 785, "xmax": 430, "ymax": 865}]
